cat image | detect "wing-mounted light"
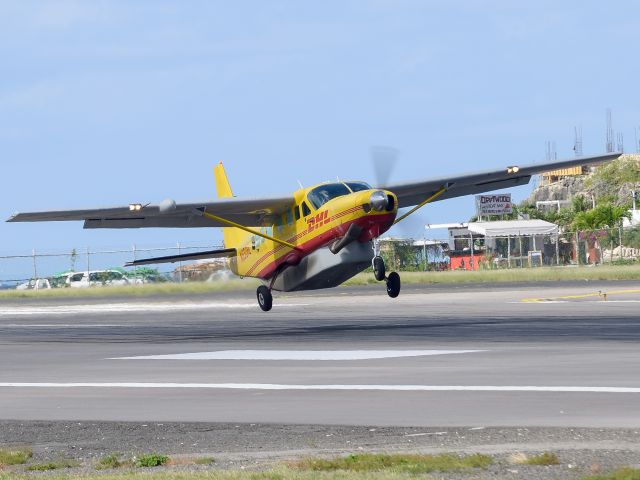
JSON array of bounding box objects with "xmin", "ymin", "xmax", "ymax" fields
[
  {"xmin": 506, "ymin": 166, "xmax": 520, "ymax": 174},
  {"xmin": 128, "ymin": 203, "xmax": 143, "ymax": 211}
]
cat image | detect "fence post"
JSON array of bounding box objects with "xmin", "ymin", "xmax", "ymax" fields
[
  {"xmin": 518, "ymin": 235, "xmax": 523, "ymax": 268},
  {"xmin": 555, "ymin": 232, "xmax": 560, "ymax": 266},
  {"xmin": 610, "ymin": 240, "xmax": 614, "ymax": 265},
  {"xmin": 177, "ymin": 242, "xmax": 183, "ymax": 283},
  {"xmin": 86, "ymin": 247, "xmax": 90, "ymax": 274},
  {"xmin": 32, "ymin": 249, "xmax": 38, "ymax": 280},
  {"xmin": 132, "ymin": 244, "xmax": 137, "ymax": 284},
  {"xmin": 619, "ymin": 225, "xmax": 623, "ymax": 261}
]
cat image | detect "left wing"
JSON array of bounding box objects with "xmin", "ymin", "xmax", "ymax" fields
[
  {"xmin": 381, "ymin": 153, "xmax": 621, "ymax": 208},
  {"xmin": 126, "ymin": 247, "xmax": 236, "ymax": 266},
  {"xmin": 7, "ymin": 195, "xmax": 293, "ymax": 229}
]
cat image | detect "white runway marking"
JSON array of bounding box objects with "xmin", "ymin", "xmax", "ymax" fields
[
  {"xmin": 113, "ymin": 349, "xmax": 484, "ymax": 361},
  {"xmin": 3, "ymin": 324, "xmax": 125, "ymax": 328},
  {"xmin": 0, "ymin": 302, "xmax": 306, "ymax": 317},
  {"xmin": 1, "ymin": 383, "xmax": 640, "ymax": 393}
]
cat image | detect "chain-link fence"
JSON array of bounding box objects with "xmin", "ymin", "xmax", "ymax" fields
[
  {"xmin": 0, "ymin": 243, "xmax": 226, "ymax": 289},
  {"xmin": 2, "ymin": 226, "xmax": 640, "ymax": 289},
  {"xmin": 383, "ymin": 225, "xmax": 640, "ymax": 271}
]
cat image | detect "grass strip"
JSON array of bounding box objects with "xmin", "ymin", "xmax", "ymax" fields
[
  {"xmin": 345, "ymin": 265, "xmax": 640, "ymax": 286},
  {"xmin": 25, "ymin": 458, "xmax": 80, "ymax": 471},
  {"xmin": 2, "ymin": 264, "xmax": 639, "ymax": 300},
  {"xmin": 292, "ymin": 452, "xmax": 492, "ymax": 473},
  {"xmin": 96, "ymin": 453, "xmax": 131, "ymax": 470},
  {"xmin": 0, "ymin": 469, "xmax": 445, "ymax": 479},
  {"xmin": 510, "ymin": 451, "xmax": 560, "ymax": 465},
  {"xmin": 0, "ymin": 448, "xmax": 32, "ymax": 465},
  {"xmin": 0, "ymin": 279, "xmax": 259, "ymax": 299},
  {"xmin": 581, "ymin": 467, "xmax": 640, "ymax": 480}
]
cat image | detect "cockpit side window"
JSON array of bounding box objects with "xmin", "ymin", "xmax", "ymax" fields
[
  {"xmin": 301, "ymin": 201, "xmax": 311, "ymax": 217},
  {"xmin": 345, "ymin": 182, "xmax": 371, "ymax": 192},
  {"xmin": 307, "ymin": 183, "xmax": 351, "ymax": 209}
]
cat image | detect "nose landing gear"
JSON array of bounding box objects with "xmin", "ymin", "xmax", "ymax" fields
[{"xmin": 372, "ymin": 255, "xmax": 401, "ymax": 298}]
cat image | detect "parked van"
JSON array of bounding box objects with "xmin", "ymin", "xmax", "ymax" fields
[{"xmin": 68, "ymin": 270, "xmax": 130, "ymax": 288}]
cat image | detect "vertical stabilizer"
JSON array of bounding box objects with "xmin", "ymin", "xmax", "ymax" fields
[{"xmin": 213, "ymin": 162, "xmax": 247, "ymax": 249}]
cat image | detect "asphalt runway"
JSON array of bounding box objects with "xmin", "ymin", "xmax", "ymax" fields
[{"xmin": 1, "ymin": 281, "xmax": 640, "ymax": 427}]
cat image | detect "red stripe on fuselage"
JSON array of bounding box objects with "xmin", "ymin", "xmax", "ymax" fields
[
  {"xmin": 244, "ymin": 205, "xmax": 363, "ymax": 277},
  {"xmin": 254, "ymin": 212, "xmax": 395, "ymax": 280}
]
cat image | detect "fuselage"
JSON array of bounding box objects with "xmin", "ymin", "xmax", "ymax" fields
[{"xmin": 228, "ymin": 181, "xmax": 398, "ymax": 289}]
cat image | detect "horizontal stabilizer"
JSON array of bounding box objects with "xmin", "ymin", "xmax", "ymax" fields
[{"xmin": 126, "ymin": 248, "xmax": 236, "ymax": 267}]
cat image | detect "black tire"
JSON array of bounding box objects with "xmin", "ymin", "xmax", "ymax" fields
[
  {"xmin": 373, "ymin": 255, "xmax": 386, "ymax": 282},
  {"xmin": 257, "ymin": 285, "xmax": 273, "ymax": 311},
  {"xmin": 386, "ymin": 271, "xmax": 401, "ymax": 298}
]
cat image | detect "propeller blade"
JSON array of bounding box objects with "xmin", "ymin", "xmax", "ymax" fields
[
  {"xmin": 390, "ymin": 208, "xmax": 429, "ymax": 239},
  {"xmin": 370, "ymin": 145, "xmax": 399, "ymax": 187}
]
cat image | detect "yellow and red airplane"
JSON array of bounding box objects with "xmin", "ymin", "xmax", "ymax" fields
[{"xmin": 8, "ymin": 152, "xmax": 620, "ymax": 310}]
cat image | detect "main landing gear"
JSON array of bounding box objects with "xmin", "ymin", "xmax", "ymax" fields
[
  {"xmin": 256, "ymin": 285, "xmax": 272, "ymax": 311},
  {"xmin": 373, "ymin": 255, "xmax": 401, "ymax": 298}
]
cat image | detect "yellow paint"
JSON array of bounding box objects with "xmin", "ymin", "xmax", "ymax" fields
[
  {"xmin": 522, "ymin": 289, "xmax": 640, "ymax": 303},
  {"xmin": 209, "ymin": 171, "xmax": 399, "ymax": 280},
  {"xmin": 213, "ymin": 162, "xmax": 246, "ymax": 249},
  {"xmin": 200, "ymin": 210, "xmax": 300, "ymax": 251}
]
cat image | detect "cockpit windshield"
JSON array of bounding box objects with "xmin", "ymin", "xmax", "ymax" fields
[
  {"xmin": 345, "ymin": 181, "xmax": 371, "ymax": 192},
  {"xmin": 307, "ymin": 183, "xmax": 351, "ymax": 209}
]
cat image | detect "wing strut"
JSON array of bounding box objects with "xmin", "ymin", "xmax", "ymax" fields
[
  {"xmin": 393, "ymin": 185, "xmax": 448, "ymax": 225},
  {"xmin": 197, "ymin": 208, "xmax": 303, "ymax": 252}
]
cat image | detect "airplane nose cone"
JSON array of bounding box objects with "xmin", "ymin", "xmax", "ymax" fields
[{"xmin": 369, "ymin": 190, "xmax": 388, "ymax": 211}]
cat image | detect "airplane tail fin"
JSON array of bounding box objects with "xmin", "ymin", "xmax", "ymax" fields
[{"xmin": 213, "ymin": 162, "xmax": 247, "ymax": 249}]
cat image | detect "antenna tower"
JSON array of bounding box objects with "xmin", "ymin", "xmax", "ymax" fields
[
  {"xmin": 617, "ymin": 132, "xmax": 624, "ymax": 153},
  {"xmin": 573, "ymin": 126, "xmax": 583, "ymax": 157},
  {"xmin": 605, "ymin": 108, "xmax": 614, "ymax": 153},
  {"xmin": 545, "ymin": 140, "xmax": 557, "ymax": 161}
]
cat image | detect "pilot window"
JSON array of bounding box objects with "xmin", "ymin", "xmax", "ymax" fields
[
  {"xmin": 345, "ymin": 181, "xmax": 371, "ymax": 192},
  {"xmin": 294, "ymin": 205, "xmax": 300, "ymax": 221},
  {"xmin": 301, "ymin": 201, "xmax": 311, "ymax": 217},
  {"xmin": 307, "ymin": 183, "xmax": 351, "ymax": 209}
]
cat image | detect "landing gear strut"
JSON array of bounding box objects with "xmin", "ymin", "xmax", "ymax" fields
[{"xmin": 372, "ymin": 249, "xmax": 401, "ymax": 299}]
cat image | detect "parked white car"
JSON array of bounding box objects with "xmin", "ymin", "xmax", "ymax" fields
[
  {"xmin": 67, "ymin": 270, "xmax": 130, "ymax": 288},
  {"xmin": 16, "ymin": 278, "xmax": 53, "ymax": 290}
]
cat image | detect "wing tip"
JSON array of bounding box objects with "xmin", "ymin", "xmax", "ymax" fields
[{"xmin": 6, "ymin": 213, "xmax": 20, "ymax": 223}]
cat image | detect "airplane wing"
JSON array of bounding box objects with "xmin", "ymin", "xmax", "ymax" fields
[
  {"xmin": 7, "ymin": 196, "xmax": 293, "ymax": 229},
  {"xmin": 380, "ymin": 153, "xmax": 622, "ymax": 208},
  {"xmin": 125, "ymin": 247, "xmax": 236, "ymax": 266}
]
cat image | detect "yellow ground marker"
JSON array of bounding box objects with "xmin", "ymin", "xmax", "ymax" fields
[{"xmin": 522, "ymin": 289, "xmax": 640, "ymax": 303}]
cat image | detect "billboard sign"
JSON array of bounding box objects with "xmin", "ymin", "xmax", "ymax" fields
[{"xmin": 476, "ymin": 193, "xmax": 513, "ymax": 216}]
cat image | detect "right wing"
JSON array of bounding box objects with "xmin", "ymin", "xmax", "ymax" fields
[
  {"xmin": 381, "ymin": 152, "xmax": 621, "ymax": 208},
  {"xmin": 7, "ymin": 195, "xmax": 294, "ymax": 229}
]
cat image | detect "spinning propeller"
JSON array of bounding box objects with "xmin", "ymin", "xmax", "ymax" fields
[{"xmin": 370, "ymin": 146, "xmax": 430, "ymax": 237}]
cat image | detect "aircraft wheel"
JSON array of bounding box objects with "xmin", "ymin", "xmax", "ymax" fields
[
  {"xmin": 386, "ymin": 272, "xmax": 401, "ymax": 298},
  {"xmin": 257, "ymin": 285, "xmax": 273, "ymax": 311},
  {"xmin": 373, "ymin": 256, "xmax": 386, "ymax": 281}
]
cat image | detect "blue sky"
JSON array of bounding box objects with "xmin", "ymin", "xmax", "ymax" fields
[{"xmin": 2, "ymin": 0, "xmax": 639, "ymax": 258}]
